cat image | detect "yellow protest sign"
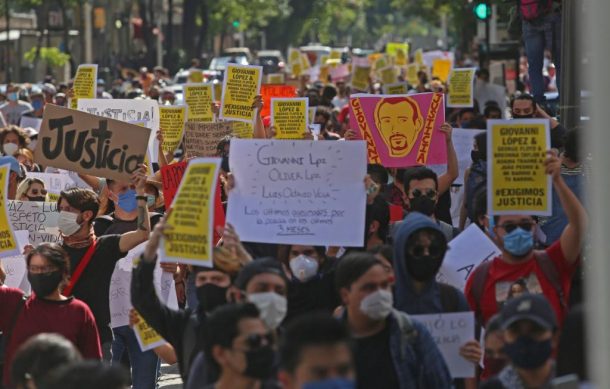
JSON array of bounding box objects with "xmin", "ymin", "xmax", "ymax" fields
[
  {"xmin": 382, "ymin": 82, "xmax": 409, "ymax": 95},
  {"xmin": 374, "ymin": 55, "xmax": 388, "ymax": 71},
  {"xmin": 319, "ymin": 66, "xmax": 330, "ymax": 83},
  {"xmin": 432, "ymin": 58, "xmax": 452, "ymax": 82},
  {"xmin": 188, "ymin": 69, "xmax": 204, "ymax": 83},
  {"xmin": 266, "ymin": 73, "xmax": 285, "ymax": 84},
  {"xmin": 386, "ymin": 42, "xmax": 409, "ymax": 66},
  {"xmin": 320, "ymin": 55, "xmax": 329, "ymax": 66},
  {"xmin": 184, "ymin": 83, "xmax": 215, "ymax": 122},
  {"xmin": 133, "ymin": 311, "xmax": 166, "ymax": 352},
  {"xmin": 69, "ymin": 64, "xmax": 97, "ymax": 109},
  {"xmin": 488, "ymin": 119, "xmax": 552, "ymax": 216},
  {"xmin": 162, "ymin": 158, "xmax": 220, "ymax": 266},
  {"xmin": 231, "ymin": 121, "xmax": 254, "ymax": 139},
  {"xmin": 0, "ymin": 164, "xmax": 18, "ymax": 257},
  {"xmin": 330, "ymin": 49, "xmax": 342, "ymax": 60},
  {"xmin": 351, "ymin": 66, "xmax": 371, "ymax": 92},
  {"xmin": 301, "ymin": 53, "xmax": 311, "ymax": 71},
  {"xmin": 291, "ymin": 62, "xmax": 303, "ymax": 77},
  {"xmin": 406, "ymin": 63, "xmax": 419, "ymax": 85},
  {"xmin": 159, "ymin": 105, "xmax": 187, "ymax": 154},
  {"xmin": 219, "ymin": 64, "xmax": 263, "ymax": 124},
  {"xmin": 414, "ymin": 48, "xmax": 424, "ymax": 66},
  {"xmin": 447, "ymin": 68, "xmax": 476, "ymax": 108},
  {"xmin": 213, "ymin": 83, "xmax": 222, "ymax": 102},
  {"xmin": 271, "ymin": 98, "xmax": 308, "ymax": 139},
  {"xmin": 379, "ymin": 66, "xmax": 397, "ymax": 85},
  {"xmin": 288, "ymin": 48, "xmax": 301, "ymax": 65}
]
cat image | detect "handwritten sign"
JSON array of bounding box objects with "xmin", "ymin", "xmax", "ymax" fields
[
  {"xmin": 184, "ymin": 122, "xmax": 233, "ymax": 158},
  {"xmin": 437, "ymin": 224, "xmax": 501, "ymax": 290},
  {"xmin": 162, "ymin": 159, "xmax": 220, "ymax": 266},
  {"xmin": 271, "ymin": 98, "xmax": 308, "ymax": 140},
  {"xmin": 412, "ymin": 312, "xmax": 475, "ymax": 378},
  {"xmin": 160, "ymin": 161, "xmax": 187, "ymax": 210},
  {"xmin": 159, "ymin": 105, "xmax": 187, "ymax": 154},
  {"xmin": 227, "ymin": 140, "xmax": 367, "ymax": 246},
  {"xmin": 382, "ymin": 82, "xmax": 409, "ymax": 95},
  {"xmin": 184, "ymin": 83, "xmax": 215, "ymax": 122},
  {"xmin": 447, "ymin": 68, "xmax": 476, "ymax": 108},
  {"xmin": 260, "ymin": 84, "xmax": 298, "ymax": 118},
  {"xmin": 220, "ymin": 64, "xmax": 263, "ymax": 124},
  {"xmin": 8, "ymin": 201, "xmax": 61, "ymax": 245},
  {"xmin": 0, "ymin": 230, "xmax": 29, "ymax": 288},
  {"xmin": 351, "ymin": 66, "xmax": 371, "ymax": 92},
  {"xmin": 231, "ymin": 121, "xmax": 254, "ymax": 139},
  {"xmin": 70, "ymin": 64, "xmax": 97, "ymax": 109},
  {"xmin": 27, "ymin": 172, "xmax": 90, "ymax": 201},
  {"xmin": 35, "ymin": 105, "xmax": 151, "ymax": 181},
  {"xmin": 0, "ymin": 164, "xmax": 19, "ymax": 257},
  {"xmin": 348, "ymin": 93, "xmax": 447, "ymax": 167},
  {"xmin": 488, "ymin": 119, "xmax": 551, "ymax": 216}
]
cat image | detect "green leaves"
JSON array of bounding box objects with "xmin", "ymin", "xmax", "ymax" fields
[{"xmin": 24, "ymin": 47, "xmax": 70, "ymax": 67}]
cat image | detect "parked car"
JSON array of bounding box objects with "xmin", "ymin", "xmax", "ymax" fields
[
  {"xmin": 221, "ymin": 47, "xmax": 253, "ymax": 63},
  {"xmin": 255, "ymin": 50, "xmax": 285, "ymax": 74},
  {"xmin": 299, "ymin": 44, "xmax": 331, "ymax": 66}
]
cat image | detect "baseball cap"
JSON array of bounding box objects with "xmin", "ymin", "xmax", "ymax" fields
[
  {"xmin": 500, "ymin": 293, "xmax": 558, "ymax": 331},
  {"xmin": 234, "ymin": 257, "xmax": 287, "ymax": 290},
  {"xmin": 0, "ymin": 156, "xmax": 24, "ymax": 178}
]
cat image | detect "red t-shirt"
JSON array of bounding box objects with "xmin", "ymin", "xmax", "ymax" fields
[
  {"xmin": 0, "ymin": 287, "xmax": 102, "ymax": 386},
  {"xmin": 465, "ymin": 240, "xmax": 577, "ymax": 327}
]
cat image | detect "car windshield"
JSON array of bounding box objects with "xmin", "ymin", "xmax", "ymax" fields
[{"xmin": 210, "ymin": 56, "xmax": 248, "ymax": 70}]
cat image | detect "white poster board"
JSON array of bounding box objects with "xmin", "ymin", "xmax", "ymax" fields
[
  {"xmin": 8, "ymin": 201, "xmax": 61, "ymax": 245},
  {"xmin": 452, "ymin": 128, "xmax": 485, "ymax": 186}
]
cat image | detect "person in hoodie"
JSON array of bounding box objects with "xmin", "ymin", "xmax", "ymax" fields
[{"xmin": 392, "ymin": 212, "xmax": 482, "ymax": 388}]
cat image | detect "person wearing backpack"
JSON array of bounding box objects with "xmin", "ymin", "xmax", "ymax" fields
[
  {"xmin": 335, "ymin": 252, "xmax": 451, "ymax": 389},
  {"xmin": 464, "ymin": 150, "xmax": 587, "ymax": 328},
  {"xmin": 520, "ymin": 0, "xmax": 562, "ymax": 103},
  {"xmin": 460, "ymin": 132, "xmax": 487, "ymax": 230},
  {"xmin": 392, "ymin": 211, "xmax": 482, "ymax": 389}
]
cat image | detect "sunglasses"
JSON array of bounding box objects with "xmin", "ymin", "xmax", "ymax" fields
[
  {"xmin": 29, "ymin": 189, "xmax": 47, "ymax": 196},
  {"xmin": 410, "ymin": 188, "xmax": 437, "ymax": 199},
  {"xmin": 409, "ymin": 240, "xmax": 446, "ymax": 258},
  {"xmin": 499, "ymin": 221, "xmax": 534, "ymax": 234},
  {"xmin": 244, "ymin": 332, "xmax": 275, "ymax": 350}
]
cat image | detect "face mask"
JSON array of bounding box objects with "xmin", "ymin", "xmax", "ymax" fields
[
  {"xmin": 146, "ymin": 195, "xmax": 156, "ymax": 208},
  {"xmin": 512, "ymin": 113, "xmax": 534, "ymax": 119},
  {"xmin": 32, "ymin": 100, "xmax": 44, "ymax": 111},
  {"xmin": 27, "ymin": 196, "xmax": 46, "ymax": 202},
  {"xmin": 7, "ymin": 92, "xmax": 18, "ymax": 102},
  {"xmin": 3, "ymin": 142, "xmax": 18, "ymax": 156},
  {"xmin": 247, "ymin": 292, "xmax": 287, "ymax": 329},
  {"xmin": 221, "ymin": 155, "xmax": 230, "ymax": 172},
  {"xmin": 303, "ymin": 378, "xmax": 356, "ymax": 389},
  {"xmin": 117, "ymin": 189, "xmax": 138, "ymax": 212},
  {"xmin": 503, "ymin": 336, "xmax": 552, "ymax": 370},
  {"xmin": 359, "ymin": 289, "xmax": 393, "ymax": 320},
  {"xmin": 58, "ymin": 211, "xmax": 82, "ymax": 236},
  {"xmin": 243, "ymin": 345, "xmax": 275, "ymax": 379},
  {"xmin": 28, "ymin": 270, "xmax": 63, "ymax": 297},
  {"xmin": 405, "ymin": 254, "xmax": 444, "ymax": 282},
  {"xmin": 196, "ymin": 283, "xmax": 228, "ymax": 313},
  {"xmin": 289, "ymin": 255, "xmax": 319, "ymax": 282},
  {"xmin": 484, "ymin": 356, "xmax": 508, "ymax": 376},
  {"xmin": 502, "ymin": 227, "xmax": 534, "ymax": 257},
  {"xmin": 409, "ymin": 196, "xmax": 435, "ymax": 216},
  {"xmin": 28, "ymin": 139, "xmax": 37, "ymax": 151}
]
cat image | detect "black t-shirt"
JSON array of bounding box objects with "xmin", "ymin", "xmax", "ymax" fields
[
  {"xmin": 63, "ymin": 235, "xmax": 126, "ymax": 344},
  {"xmin": 94, "ymin": 213, "xmax": 162, "ymax": 236},
  {"xmin": 354, "ymin": 322, "xmax": 399, "ymax": 389}
]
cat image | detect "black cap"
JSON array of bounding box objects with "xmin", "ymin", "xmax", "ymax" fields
[
  {"xmin": 234, "ymin": 257, "xmax": 287, "ymax": 290},
  {"xmin": 501, "ymin": 293, "xmax": 558, "ymax": 331}
]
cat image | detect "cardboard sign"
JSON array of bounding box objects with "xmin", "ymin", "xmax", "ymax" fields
[
  {"xmin": 184, "ymin": 122, "xmax": 233, "ymax": 158},
  {"xmin": 447, "ymin": 68, "xmax": 476, "ymax": 108},
  {"xmin": 184, "ymin": 83, "xmax": 215, "ymax": 122},
  {"xmin": 159, "ymin": 105, "xmax": 187, "ymax": 153},
  {"xmin": 348, "ymin": 93, "xmax": 447, "ymax": 167},
  {"xmin": 266, "ymin": 73, "xmax": 285, "ymax": 84},
  {"xmin": 271, "ymin": 98, "xmax": 309, "ymax": 139},
  {"xmin": 8, "ymin": 201, "xmax": 60, "ymax": 245},
  {"xmin": 260, "ymin": 84, "xmax": 298, "ymax": 118},
  {"xmin": 0, "ymin": 164, "xmax": 18, "ymax": 257},
  {"xmin": 231, "ymin": 121, "xmax": 254, "ymax": 139},
  {"xmin": 160, "ymin": 161, "xmax": 187, "ymax": 210},
  {"xmin": 432, "ymin": 58, "xmax": 453, "ymax": 82},
  {"xmin": 351, "ymin": 66, "xmax": 371, "ymax": 92},
  {"xmin": 36, "ymin": 104, "xmax": 151, "ymax": 181},
  {"xmin": 382, "ymin": 82, "xmax": 409, "ymax": 95},
  {"xmin": 437, "ymin": 224, "xmax": 502, "ymax": 290},
  {"xmin": 226, "ymin": 140, "xmax": 367, "ymax": 246},
  {"xmin": 488, "ymin": 119, "xmax": 552, "ymax": 216},
  {"xmin": 161, "ymin": 158, "xmax": 220, "ymax": 266},
  {"xmin": 412, "ymin": 312, "xmax": 476, "ymax": 378},
  {"xmin": 220, "ymin": 64, "xmax": 263, "ymax": 124},
  {"xmin": 70, "ymin": 64, "xmax": 97, "ymax": 109}
]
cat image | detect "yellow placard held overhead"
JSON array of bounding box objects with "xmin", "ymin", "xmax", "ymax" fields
[
  {"xmin": 447, "ymin": 68, "xmax": 476, "ymax": 108},
  {"xmin": 70, "ymin": 64, "xmax": 97, "ymax": 109},
  {"xmin": 382, "ymin": 82, "xmax": 409, "ymax": 95},
  {"xmin": 386, "ymin": 42, "xmax": 409, "ymax": 66},
  {"xmin": 162, "ymin": 158, "xmax": 220, "ymax": 266},
  {"xmin": 231, "ymin": 121, "xmax": 254, "ymax": 139},
  {"xmin": 159, "ymin": 105, "xmax": 187, "ymax": 154},
  {"xmin": 488, "ymin": 119, "xmax": 552, "ymax": 216},
  {"xmin": 184, "ymin": 83, "xmax": 215, "ymax": 122},
  {"xmin": 0, "ymin": 164, "xmax": 18, "ymax": 257},
  {"xmin": 414, "ymin": 48, "xmax": 424, "ymax": 66},
  {"xmin": 133, "ymin": 310, "xmax": 166, "ymax": 352},
  {"xmin": 188, "ymin": 69, "xmax": 204, "ymax": 83},
  {"xmin": 319, "ymin": 66, "xmax": 330, "ymax": 83},
  {"xmin": 375, "ymin": 55, "xmax": 388, "ymax": 71},
  {"xmin": 432, "ymin": 58, "xmax": 453, "ymax": 82},
  {"xmin": 379, "ymin": 66, "xmax": 398, "ymax": 85},
  {"xmin": 266, "ymin": 73, "xmax": 285, "ymax": 84},
  {"xmin": 213, "ymin": 83, "xmax": 222, "ymax": 103},
  {"xmin": 271, "ymin": 98, "xmax": 309, "ymax": 139},
  {"xmin": 330, "ymin": 49, "xmax": 342, "ymax": 60},
  {"xmin": 351, "ymin": 66, "xmax": 371, "ymax": 92},
  {"xmin": 301, "ymin": 53, "xmax": 311, "ymax": 71},
  {"xmin": 406, "ymin": 63, "xmax": 419, "ymax": 85},
  {"xmin": 219, "ymin": 64, "xmax": 263, "ymax": 124},
  {"xmin": 288, "ymin": 48, "xmax": 301, "ymax": 66},
  {"xmin": 291, "ymin": 62, "xmax": 303, "ymax": 77}
]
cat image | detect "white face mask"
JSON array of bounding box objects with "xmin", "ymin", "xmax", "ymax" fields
[
  {"xmin": 27, "ymin": 139, "xmax": 37, "ymax": 151},
  {"xmin": 360, "ymin": 289, "xmax": 393, "ymax": 321},
  {"xmin": 58, "ymin": 211, "xmax": 81, "ymax": 236},
  {"xmin": 247, "ymin": 292, "xmax": 287, "ymax": 330},
  {"xmin": 289, "ymin": 255, "xmax": 319, "ymax": 282},
  {"xmin": 3, "ymin": 142, "xmax": 18, "ymax": 156}
]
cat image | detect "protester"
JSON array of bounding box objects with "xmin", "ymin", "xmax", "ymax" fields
[
  {"xmin": 0, "ymin": 155, "xmax": 24, "ymax": 200},
  {"xmin": 15, "ymin": 177, "xmax": 47, "ymax": 202},
  {"xmin": 510, "ymin": 94, "xmax": 565, "ymax": 148},
  {"xmin": 0, "ymin": 126, "xmax": 30, "ymax": 157},
  {"xmin": 481, "ymin": 315, "xmax": 509, "ymax": 381},
  {"xmin": 0, "ymin": 85, "xmax": 32, "ymax": 125},
  {"xmin": 461, "ymin": 132, "xmax": 487, "ymax": 229}
]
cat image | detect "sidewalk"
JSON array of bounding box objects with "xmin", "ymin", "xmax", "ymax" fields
[{"xmin": 158, "ymin": 363, "xmax": 183, "ymax": 388}]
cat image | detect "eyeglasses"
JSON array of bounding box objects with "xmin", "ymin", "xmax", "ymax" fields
[
  {"xmin": 498, "ymin": 221, "xmax": 534, "ymax": 234},
  {"xmin": 410, "ymin": 188, "xmax": 437, "ymax": 199},
  {"xmin": 28, "ymin": 265, "xmax": 58, "ymax": 274},
  {"xmin": 243, "ymin": 332, "xmax": 275, "ymax": 350},
  {"xmin": 29, "ymin": 189, "xmax": 47, "ymax": 196}
]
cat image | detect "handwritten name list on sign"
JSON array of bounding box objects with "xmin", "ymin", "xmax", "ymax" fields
[{"xmin": 227, "ymin": 140, "xmax": 367, "ymax": 246}]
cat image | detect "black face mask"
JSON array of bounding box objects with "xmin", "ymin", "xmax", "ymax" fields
[
  {"xmin": 244, "ymin": 345, "xmax": 275, "ymax": 379},
  {"xmin": 471, "ymin": 150, "xmax": 481, "ymax": 163},
  {"xmin": 196, "ymin": 283, "xmax": 228, "ymax": 313},
  {"xmin": 27, "ymin": 196, "xmax": 46, "ymax": 202},
  {"xmin": 221, "ymin": 156, "xmax": 230, "ymax": 172},
  {"xmin": 28, "ymin": 270, "xmax": 63, "ymax": 297},
  {"xmin": 512, "ymin": 113, "xmax": 534, "ymax": 119},
  {"xmin": 503, "ymin": 336, "xmax": 552, "ymax": 370},
  {"xmin": 405, "ymin": 254, "xmax": 444, "ymax": 282},
  {"xmin": 409, "ymin": 196, "xmax": 436, "ymax": 216}
]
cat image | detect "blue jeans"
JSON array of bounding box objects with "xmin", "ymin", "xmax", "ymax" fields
[
  {"xmin": 522, "ymin": 12, "xmax": 562, "ymax": 102},
  {"xmin": 186, "ymin": 271, "xmax": 199, "ymax": 311},
  {"xmin": 112, "ymin": 325, "xmax": 160, "ymax": 389}
]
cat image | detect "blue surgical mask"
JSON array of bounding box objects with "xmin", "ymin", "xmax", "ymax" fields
[
  {"xmin": 32, "ymin": 99, "xmax": 43, "ymax": 110},
  {"xmin": 117, "ymin": 189, "xmax": 138, "ymax": 212},
  {"xmin": 502, "ymin": 227, "xmax": 534, "ymax": 257},
  {"xmin": 146, "ymin": 195, "xmax": 156, "ymax": 208},
  {"xmin": 7, "ymin": 92, "xmax": 18, "ymax": 102},
  {"xmin": 303, "ymin": 378, "xmax": 355, "ymax": 389}
]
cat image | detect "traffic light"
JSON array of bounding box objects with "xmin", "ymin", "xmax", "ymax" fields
[
  {"xmin": 232, "ymin": 20, "xmax": 240, "ymax": 28},
  {"xmin": 473, "ymin": 1, "xmax": 491, "ymax": 21}
]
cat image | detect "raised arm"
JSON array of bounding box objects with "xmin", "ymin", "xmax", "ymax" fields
[
  {"xmin": 437, "ymin": 123, "xmax": 458, "ymax": 195},
  {"xmin": 252, "ymin": 95, "xmax": 267, "ymax": 139},
  {"xmin": 119, "ymin": 165, "xmax": 151, "ymax": 253},
  {"xmin": 78, "ymin": 174, "xmax": 103, "ymax": 193}
]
